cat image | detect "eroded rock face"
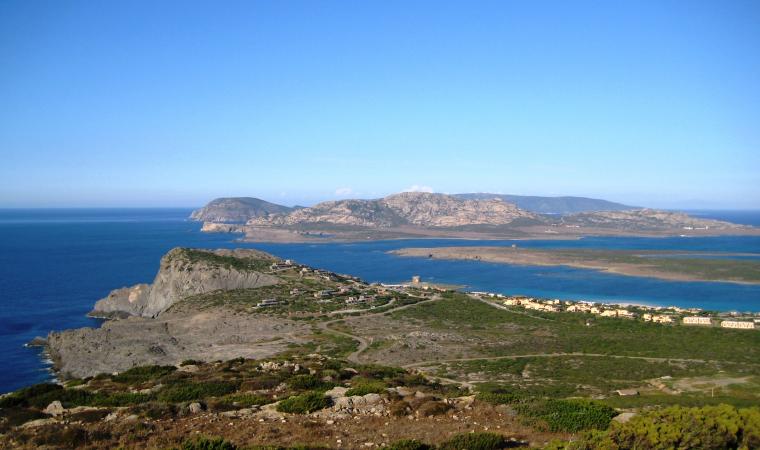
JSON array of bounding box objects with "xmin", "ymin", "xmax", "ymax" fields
[
  {"xmin": 47, "ymin": 307, "xmax": 311, "ymax": 378},
  {"xmin": 90, "ymin": 248, "xmax": 280, "ymax": 318}
]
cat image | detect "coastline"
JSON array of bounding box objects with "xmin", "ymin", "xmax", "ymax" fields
[{"xmin": 390, "ymin": 246, "xmax": 760, "ymax": 285}]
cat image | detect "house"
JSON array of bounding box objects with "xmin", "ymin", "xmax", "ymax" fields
[
  {"xmin": 346, "ymin": 296, "xmax": 366, "ymax": 305},
  {"xmin": 683, "ymin": 316, "xmax": 711, "ymax": 326},
  {"xmin": 720, "ymin": 321, "xmax": 755, "ymax": 330},
  {"xmin": 616, "ymin": 389, "xmax": 639, "ymax": 396},
  {"xmin": 600, "ymin": 310, "xmax": 618, "ymax": 317},
  {"xmin": 256, "ymin": 298, "xmax": 280, "ymax": 307}
]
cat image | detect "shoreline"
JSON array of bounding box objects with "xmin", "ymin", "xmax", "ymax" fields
[{"xmin": 391, "ymin": 247, "xmax": 760, "ymax": 286}]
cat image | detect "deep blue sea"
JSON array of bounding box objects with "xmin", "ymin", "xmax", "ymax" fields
[{"xmin": 1, "ymin": 208, "xmax": 759, "ymax": 393}]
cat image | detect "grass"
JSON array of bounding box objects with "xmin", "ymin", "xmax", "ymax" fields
[{"xmin": 392, "ymin": 293, "xmax": 760, "ymax": 364}]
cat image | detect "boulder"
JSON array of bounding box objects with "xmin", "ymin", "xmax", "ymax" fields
[
  {"xmin": 44, "ymin": 401, "xmax": 65, "ymax": 416},
  {"xmin": 188, "ymin": 402, "xmax": 203, "ymax": 414}
]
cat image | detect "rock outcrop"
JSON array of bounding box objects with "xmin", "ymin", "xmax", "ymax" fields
[
  {"xmin": 190, "ymin": 197, "xmax": 293, "ymax": 223},
  {"xmin": 90, "ymin": 248, "xmax": 280, "ymax": 318},
  {"xmin": 247, "ymin": 192, "xmax": 540, "ymax": 228}
]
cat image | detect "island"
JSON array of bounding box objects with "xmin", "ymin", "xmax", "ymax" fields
[{"xmin": 189, "ymin": 192, "xmax": 760, "ymax": 243}]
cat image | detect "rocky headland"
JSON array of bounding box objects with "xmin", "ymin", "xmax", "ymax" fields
[{"xmin": 90, "ymin": 248, "xmax": 280, "ymax": 318}]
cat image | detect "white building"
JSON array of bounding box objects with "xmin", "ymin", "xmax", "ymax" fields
[
  {"xmin": 721, "ymin": 321, "xmax": 755, "ymax": 330},
  {"xmin": 683, "ymin": 316, "xmax": 712, "ymax": 326}
]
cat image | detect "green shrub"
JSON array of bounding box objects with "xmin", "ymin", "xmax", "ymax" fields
[
  {"xmin": 0, "ymin": 383, "xmax": 62, "ymax": 408},
  {"xmin": 158, "ymin": 381, "xmax": 237, "ymax": 403},
  {"xmin": 345, "ymin": 378, "xmax": 386, "ymax": 396},
  {"xmin": 516, "ymin": 399, "xmax": 617, "ymax": 433},
  {"xmin": 553, "ymin": 405, "xmax": 760, "ymax": 450},
  {"xmin": 439, "ymin": 432, "xmax": 507, "ymax": 450},
  {"xmin": 221, "ymin": 393, "xmax": 272, "ymax": 408},
  {"xmin": 111, "ymin": 365, "xmax": 176, "ymax": 384},
  {"xmin": 356, "ymin": 364, "xmax": 405, "ymax": 380},
  {"xmin": 476, "ymin": 391, "xmax": 521, "ymax": 405},
  {"xmin": 180, "ymin": 436, "xmax": 237, "ymax": 450},
  {"xmin": 380, "ymin": 439, "xmax": 431, "ymax": 450},
  {"xmin": 276, "ymin": 391, "xmax": 331, "ymax": 414},
  {"xmin": 287, "ymin": 374, "xmax": 331, "ymax": 390},
  {"xmin": 181, "ymin": 359, "xmax": 203, "ymax": 367}
]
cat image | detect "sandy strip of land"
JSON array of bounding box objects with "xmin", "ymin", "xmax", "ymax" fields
[{"xmin": 390, "ymin": 246, "xmax": 760, "ymax": 285}]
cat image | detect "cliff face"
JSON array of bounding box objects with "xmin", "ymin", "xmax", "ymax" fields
[
  {"xmin": 90, "ymin": 248, "xmax": 280, "ymax": 318},
  {"xmin": 247, "ymin": 192, "xmax": 539, "ymax": 228},
  {"xmin": 190, "ymin": 197, "xmax": 292, "ymax": 223}
]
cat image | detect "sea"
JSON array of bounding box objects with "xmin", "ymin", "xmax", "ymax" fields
[{"xmin": 1, "ymin": 208, "xmax": 759, "ymax": 393}]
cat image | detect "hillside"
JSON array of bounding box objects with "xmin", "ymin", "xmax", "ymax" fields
[
  {"xmin": 191, "ymin": 193, "xmax": 757, "ymax": 242},
  {"xmin": 454, "ymin": 193, "xmax": 635, "ymax": 214},
  {"xmin": 248, "ymin": 192, "xmax": 540, "ymax": 228},
  {"xmin": 190, "ymin": 197, "xmax": 293, "ymax": 223},
  {"xmin": 6, "ymin": 249, "xmax": 760, "ymax": 449}
]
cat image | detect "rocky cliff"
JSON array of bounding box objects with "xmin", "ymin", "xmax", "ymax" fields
[
  {"xmin": 247, "ymin": 192, "xmax": 539, "ymax": 228},
  {"xmin": 190, "ymin": 197, "xmax": 293, "ymax": 223},
  {"xmin": 90, "ymin": 248, "xmax": 280, "ymax": 318}
]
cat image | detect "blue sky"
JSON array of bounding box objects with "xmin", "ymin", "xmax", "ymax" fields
[{"xmin": 1, "ymin": 1, "xmax": 758, "ymax": 209}]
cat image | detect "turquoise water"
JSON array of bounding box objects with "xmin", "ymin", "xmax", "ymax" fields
[{"xmin": 1, "ymin": 208, "xmax": 759, "ymax": 392}]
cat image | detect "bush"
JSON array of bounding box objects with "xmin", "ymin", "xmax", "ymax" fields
[
  {"xmin": 287, "ymin": 374, "xmax": 331, "ymax": 391},
  {"xmin": 221, "ymin": 393, "xmax": 272, "ymax": 408},
  {"xmin": 476, "ymin": 391, "xmax": 521, "ymax": 405},
  {"xmin": 589, "ymin": 404, "xmax": 760, "ymax": 450},
  {"xmin": 0, "ymin": 383, "xmax": 63, "ymax": 408},
  {"xmin": 180, "ymin": 436, "xmax": 237, "ymax": 450},
  {"xmin": 276, "ymin": 391, "xmax": 331, "ymax": 414},
  {"xmin": 356, "ymin": 364, "xmax": 405, "ymax": 380},
  {"xmin": 111, "ymin": 365, "xmax": 176, "ymax": 384},
  {"xmin": 345, "ymin": 378, "xmax": 386, "ymax": 396},
  {"xmin": 380, "ymin": 439, "xmax": 431, "ymax": 450},
  {"xmin": 517, "ymin": 399, "xmax": 616, "ymax": 432},
  {"xmin": 158, "ymin": 381, "xmax": 237, "ymax": 403},
  {"xmin": 439, "ymin": 432, "xmax": 507, "ymax": 450}
]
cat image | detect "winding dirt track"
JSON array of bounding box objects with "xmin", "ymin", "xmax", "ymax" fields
[
  {"xmin": 316, "ymin": 292, "xmax": 760, "ymax": 389},
  {"xmin": 317, "ymin": 295, "xmax": 440, "ymax": 363}
]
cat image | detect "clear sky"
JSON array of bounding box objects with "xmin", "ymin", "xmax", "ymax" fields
[{"xmin": 1, "ymin": 0, "xmax": 758, "ymax": 209}]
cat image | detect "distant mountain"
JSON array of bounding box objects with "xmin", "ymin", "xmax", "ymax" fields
[
  {"xmin": 454, "ymin": 193, "xmax": 635, "ymax": 214},
  {"xmin": 190, "ymin": 197, "xmax": 293, "ymax": 223},
  {"xmin": 247, "ymin": 192, "xmax": 540, "ymax": 228}
]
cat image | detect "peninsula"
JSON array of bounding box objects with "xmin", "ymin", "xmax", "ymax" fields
[
  {"xmin": 391, "ymin": 246, "xmax": 760, "ymax": 284},
  {"xmin": 5, "ymin": 248, "xmax": 759, "ymax": 449}
]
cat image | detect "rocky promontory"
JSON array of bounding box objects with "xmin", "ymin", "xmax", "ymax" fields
[{"xmin": 90, "ymin": 248, "xmax": 280, "ymax": 318}]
